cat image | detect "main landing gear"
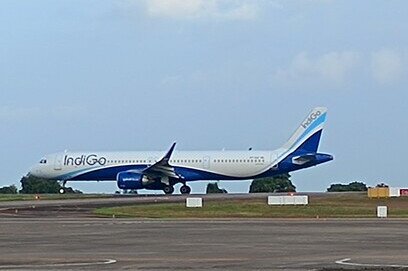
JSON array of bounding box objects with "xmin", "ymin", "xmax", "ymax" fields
[
  {"xmin": 162, "ymin": 184, "xmax": 191, "ymax": 195},
  {"xmin": 163, "ymin": 185, "xmax": 174, "ymax": 195},
  {"xmin": 180, "ymin": 185, "xmax": 191, "ymax": 195}
]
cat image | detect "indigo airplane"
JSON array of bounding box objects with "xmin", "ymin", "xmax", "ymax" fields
[{"xmin": 29, "ymin": 107, "xmax": 333, "ymax": 194}]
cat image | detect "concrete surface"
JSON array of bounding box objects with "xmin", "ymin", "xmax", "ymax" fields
[
  {"xmin": 0, "ymin": 218, "xmax": 407, "ymax": 270},
  {"xmin": 0, "ymin": 194, "xmax": 407, "ymax": 270}
]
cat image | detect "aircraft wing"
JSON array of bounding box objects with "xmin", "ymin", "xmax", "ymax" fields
[{"xmin": 141, "ymin": 142, "xmax": 181, "ymax": 179}]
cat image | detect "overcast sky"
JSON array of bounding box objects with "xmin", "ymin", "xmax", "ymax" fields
[{"xmin": 1, "ymin": 0, "xmax": 407, "ymax": 193}]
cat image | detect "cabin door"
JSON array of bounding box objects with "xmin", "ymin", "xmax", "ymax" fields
[
  {"xmin": 54, "ymin": 154, "xmax": 63, "ymax": 170},
  {"xmin": 203, "ymin": 156, "xmax": 210, "ymax": 169}
]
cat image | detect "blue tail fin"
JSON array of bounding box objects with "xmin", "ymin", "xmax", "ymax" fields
[
  {"xmin": 282, "ymin": 107, "xmax": 327, "ymax": 155},
  {"xmin": 294, "ymin": 130, "xmax": 322, "ymax": 153}
]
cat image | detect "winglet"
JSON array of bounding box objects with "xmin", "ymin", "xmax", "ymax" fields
[
  {"xmin": 141, "ymin": 142, "xmax": 180, "ymax": 179},
  {"xmin": 162, "ymin": 142, "xmax": 176, "ymax": 164}
]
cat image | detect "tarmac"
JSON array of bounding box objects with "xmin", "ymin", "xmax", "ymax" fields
[{"xmin": 0, "ymin": 195, "xmax": 407, "ymax": 270}]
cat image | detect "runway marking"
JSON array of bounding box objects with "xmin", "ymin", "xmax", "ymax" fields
[
  {"xmin": 0, "ymin": 259, "xmax": 117, "ymax": 269},
  {"xmin": 336, "ymin": 258, "xmax": 408, "ymax": 268}
]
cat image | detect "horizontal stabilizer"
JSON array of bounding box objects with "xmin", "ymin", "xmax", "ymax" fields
[
  {"xmin": 292, "ymin": 153, "xmax": 333, "ymax": 166},
  {"xmin": 292, "ymin": 154, "xmax": 318, "ymax": 165}
]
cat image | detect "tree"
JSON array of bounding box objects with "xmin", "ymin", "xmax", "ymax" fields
[
  {"xmin": 327, "ymin": 181, "xmax": 367, "ymax": 192},
  {"xmin": 206, "ymin": 182, "xmax": 227, "ymax": 194},
  {"xmin": 19, "ymin": 176, "xmax": 82, "ymax": 194},
  {"xmin": 0, "ymin": 185, "xmax": 18, "ymax": 194},
  {"xmin": 249, "ymin": 174, "xmax": 296, "ymax": 193}
]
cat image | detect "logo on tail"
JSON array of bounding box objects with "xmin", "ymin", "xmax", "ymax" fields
[{"xmin": 301, "ymin": 110, "xmax": 322, "ymax": 129}]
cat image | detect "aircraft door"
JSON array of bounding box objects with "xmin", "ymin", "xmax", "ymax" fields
[
  {"xmin": 203, "ymin": 156, "xmax": 210, "ymax": 169},
  {"xmin": 54, "ymin": 153, "xmax": 64, "ymax": 170},
  {"xmin": 270, "ymin": 153, "xmax": 279, "ymax": 170},
  {"xmin": 270, "ymin": 153, "xmax": 278, "ymax": 164}
]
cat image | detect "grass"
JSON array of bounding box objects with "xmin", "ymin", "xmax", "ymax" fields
[
  {"xmin": 0, "ymin": 193, "xmax": 112, "ymax": 202},
  {"xmin": 94, "ymin": 193, "xmax": 408, "ymax": 219}
]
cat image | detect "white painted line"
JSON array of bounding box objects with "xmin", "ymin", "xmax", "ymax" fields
[
  {"xmin": 0, "ymin": 259, "xmax": 117, "ymax": 269},
  {"xmin": 336, "ymin": 258, "xmax": 408, "ymax": 268}
]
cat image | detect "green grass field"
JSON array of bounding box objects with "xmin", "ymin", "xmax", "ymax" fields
[
  {"xmin": 95, "ymin": 193, "xmax": 408, "ymax": 219},
  {"xmin": 0, "ymin": 194, "xmax": 112, "ymax": 202}
]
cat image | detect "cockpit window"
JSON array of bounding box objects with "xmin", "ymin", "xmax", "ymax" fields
[{"xmin": 39, "ymin": 159, "xmax": 47, "ymax": 164}]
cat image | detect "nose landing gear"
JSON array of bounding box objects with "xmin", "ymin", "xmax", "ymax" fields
[{"xmin": 59, "ymin": 181, "xmax": 67, "ymax": 194}]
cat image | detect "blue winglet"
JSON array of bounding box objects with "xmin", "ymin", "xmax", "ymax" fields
[{"xmin": 163, "ymin": 142, "xmax": 176, "ymax": 163}]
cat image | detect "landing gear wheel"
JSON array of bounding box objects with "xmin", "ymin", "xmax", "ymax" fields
[
  {"xmin": 180, "ymin": 185, "xmax": 191, "ymax": 195},
  {"xmin": 59, "ymin": 181, "xmax": 67, "ymax": 194},
  {"xmin": 163, "ymin": 185, "xmax": 174, "ymax": 195}
]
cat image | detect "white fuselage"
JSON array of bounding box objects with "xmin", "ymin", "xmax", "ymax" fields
[{"xmin": 31, "ymin": 149, "xmax": 284, "ymax": 181}]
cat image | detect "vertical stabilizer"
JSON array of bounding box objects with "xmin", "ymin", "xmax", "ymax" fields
[{"xmin": 282, "ymin": 107, "xmax": 327, "ymax": 154}]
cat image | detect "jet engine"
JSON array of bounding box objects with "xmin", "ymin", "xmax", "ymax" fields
[{"xmin": 116, "ymin": 171, "xmax": 146, "ymax": 190}]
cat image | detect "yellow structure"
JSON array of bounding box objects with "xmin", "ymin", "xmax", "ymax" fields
[{"xmin": 368, "ymin": 187, "xmax": 390, "ymax": 198}]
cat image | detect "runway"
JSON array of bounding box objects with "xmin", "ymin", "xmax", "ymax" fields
[
  {"xmin": 0, "ymin": 218, "xmax": 407, "ymax": 270},
  {"xmin": 1, "ymin": 195, "xmax": 407, "ymax": 270}
]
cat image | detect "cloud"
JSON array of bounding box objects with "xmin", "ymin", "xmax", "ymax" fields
[
  {"xmin": 371, "ymin": 49, "xmax": 404, "ymax": 84},
  {"xmin": 274, "ymin": 51, "xmax": 360, "ymax": 84},
  {"xmin": 143, "ymin": 0, "xmax": 259, "ymax": 20}
]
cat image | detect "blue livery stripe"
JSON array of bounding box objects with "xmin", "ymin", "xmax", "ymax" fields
[{"xmin": 291, "ymin": 112, "xmax": 326, "ymax": 150}]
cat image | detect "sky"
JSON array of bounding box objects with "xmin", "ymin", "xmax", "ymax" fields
[{"xmin": 0, "ymin": 0, "xmax": 407, "ymax": 194}]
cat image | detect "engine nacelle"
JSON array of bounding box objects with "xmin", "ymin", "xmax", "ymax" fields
[{"xmin": 117, "ymin": 171, "xmax": 145, "ymax": 190}]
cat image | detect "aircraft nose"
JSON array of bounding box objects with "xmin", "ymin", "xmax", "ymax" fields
[{"xmin": 28, "ymin": 166, "xmax": 42, "ymax": 178}]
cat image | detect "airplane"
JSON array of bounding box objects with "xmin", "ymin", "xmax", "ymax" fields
[{"xmin": 28, "ymin": 107, "xmax": 333, "ymax": 194}]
